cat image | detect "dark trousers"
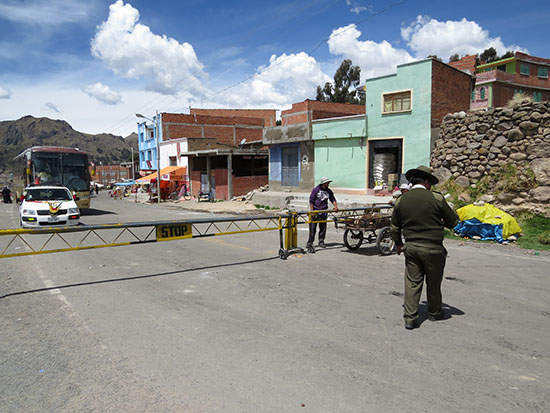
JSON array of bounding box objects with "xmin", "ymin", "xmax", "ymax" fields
[
  {"xmin": 403, "ymin": 242, "xmax": 448, "ymax": 323},
  {"xmin": 3, "ymin": 194, "xmax": 11, "ymax": 203},
  {"xmin": 307, "ymin": 213, "xmax": 327, "ymax": 246}
]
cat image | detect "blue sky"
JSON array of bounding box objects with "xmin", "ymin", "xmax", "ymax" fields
[{"xmin": 0, "ymin": 0, "xmax": 548, "ymax": 137}]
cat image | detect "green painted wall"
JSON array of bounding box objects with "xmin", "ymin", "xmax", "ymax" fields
[
  {"xmin": 365, "ymin": 59, "xmax": 432, "ymax": 173},
  {"xmin": 312, "ymin": 116, "xmax": 366, "ymax": 188},
  {"xmin": 314, "ymin": 138, "xmax": 366, "ymax": 188}
]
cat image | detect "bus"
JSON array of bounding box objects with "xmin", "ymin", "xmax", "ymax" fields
[{"xmin": 13, "ymin": 146, "xmax": 93, "ymax": 209}]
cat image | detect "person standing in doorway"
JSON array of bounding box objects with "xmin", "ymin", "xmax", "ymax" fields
[
  {"xmin": 390, "ymin": 166, "xmax": 458, "ymax": 330},
  {"xmin": 307, "ymin": 177, "xmax": 338, "ymax": 252}
]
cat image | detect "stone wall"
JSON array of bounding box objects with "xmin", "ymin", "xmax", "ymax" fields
[{"xmin": 431, "ymin": 101, "xmax": 550, "ymax": 216}]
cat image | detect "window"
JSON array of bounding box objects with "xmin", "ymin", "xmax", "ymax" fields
[
  {"xmin": 538, "ymin": 67, "xmax": 548, "ymax": 78},
  {"xmin": 497, "ymin": 64, "xmax": 506, "ymax": 72},
  {"xmin": 382, "ymin": 90, "xmax": 412, "ymax": 114},
  {"xmin": 169, "ymin": 156, "xmax": 177, "ymax": 166},
  {"xmin": 533, "ymin": 91, "xmax": 542, "ymax": 102},
  {"xmin": 471, "ymin": 89, "xmax": 475, "ymax": 101},
  {"xmin": 480, "ymin": 87, "xmax": 486, "ymax": 99},
  {"xmin": 520, "ymin": 63, "xmax": 530, "ymax": 75}
]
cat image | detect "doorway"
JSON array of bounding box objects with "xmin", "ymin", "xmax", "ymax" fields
[
  {"xmin": 368, "ymin": 139, "xmax": 403, "ymax": 188},
  {"xmin": 281, "ymin": 146, "xmax": 299, "ymax": 187}
]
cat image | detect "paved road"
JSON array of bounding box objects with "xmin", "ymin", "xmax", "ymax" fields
[{"xmin": 1, "ymin": 193, "xmax": 549, "ymax": 412}]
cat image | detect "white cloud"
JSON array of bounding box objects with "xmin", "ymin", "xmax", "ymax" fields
[
  {"xmin": 402, "ymin": 16, "xmax": 528, "ymax": 59},
  {"xmin": 91, "ymin": 0, "xmax": 207, "ymax": 95},
  {"xmin": 43, "ymin": 102, "xmax": 61, "ymax": 113},
  {"xmin": 200, "ymin": 52, "xmax": 331, "ymax": 109},
  {"xmin": 82, "ymin": 82, "xmax": 123, "ymax": 105},
  {"xmin": 346, "ymin": 0, "xmax": 372, "ymax": 14},
  {"xmin": 0, "ymin": 0, "xmax": 94, "ymax": 26},
  {"xmin": 0, "ymin": 86, "xmax": 12, "ymax": 99},
  {"xmin": 328, "ymin": 24, "xmax": 415, "ymax": 79}
]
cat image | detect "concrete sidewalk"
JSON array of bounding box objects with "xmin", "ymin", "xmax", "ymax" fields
[
  {"xmin": 117, "ymin": 189, "xmax": 392, "ymax": 215},
  {"xmin": 250, "ymin": 190, "xmax": 392, "ymax": 211}
]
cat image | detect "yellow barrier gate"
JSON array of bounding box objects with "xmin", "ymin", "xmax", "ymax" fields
[
  {"xmin": 0, "ymin": 205, "xmax": 392, "ymax": 260},
  {"xmin": 0, "ymin": 215, "xmax": 289, "ymax": 259}
]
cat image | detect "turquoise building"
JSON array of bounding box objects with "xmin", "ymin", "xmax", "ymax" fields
[
  {"xmin": 312, "ymin": 58, "xmax": 472, "ymax": 191},
  {"xmin": 311, "ymin": 115, "xmax": 367, "ymax": 192}
]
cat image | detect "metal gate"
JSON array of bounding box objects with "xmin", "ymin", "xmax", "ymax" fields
[{"xmin": 281, "ymin": 146, "xmax": 299, "ymax": 187}]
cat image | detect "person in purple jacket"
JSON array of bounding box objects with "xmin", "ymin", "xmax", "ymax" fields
[{"xmin": 307, "ymin": 177, "xmax": 338, "ymax": 251}]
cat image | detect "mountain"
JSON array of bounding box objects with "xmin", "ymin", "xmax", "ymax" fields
[{"xmin": 0, "ymin": 116, "xmax": 138, "ymax": 179}]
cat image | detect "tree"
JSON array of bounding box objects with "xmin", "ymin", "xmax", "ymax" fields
[
  {"xmin": 449, "ymin": 53, "xmax": 460, "ymax": 63},
  {"xmin": 316, "ymin": 59, "xmax": 364, "ymax": 104},
  {"xmin": 478, "ymin": 47, "xmax": 498, "ymax": 64},
  {"xmin": 501, "ymin": 51, "xmax": 515, "ymax": 59},
  {"xmin": 427, "ymin": 55, "xmax": 442, "ymax": 62}
]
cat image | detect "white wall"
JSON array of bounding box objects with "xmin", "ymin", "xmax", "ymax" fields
[{"xmin": 160, "ymin": 138, "xmax": 189, "ymax": 170}]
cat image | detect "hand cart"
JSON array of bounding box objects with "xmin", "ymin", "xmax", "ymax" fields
[{"xmin": 334, "ymin": 205, "xmax": 395, "ymax": 255}]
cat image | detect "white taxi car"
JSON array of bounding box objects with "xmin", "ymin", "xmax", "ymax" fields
[{"xmin": 19, "ymin": 185, "xmax": 80, "ymax": 228}]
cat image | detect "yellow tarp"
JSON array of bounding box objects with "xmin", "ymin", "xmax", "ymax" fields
[{"xmin": 456, "ymin": 203, "xmax": 522, "ymax": 239}]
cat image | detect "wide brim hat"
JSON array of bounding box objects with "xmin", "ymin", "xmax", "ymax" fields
[
  {"xmin": 405, "ymin": 165, "xmax": 439, "ymax": 185},
  {"xmin": 319, "ymin": 177, "xmax": 332, "ymax": 185}
]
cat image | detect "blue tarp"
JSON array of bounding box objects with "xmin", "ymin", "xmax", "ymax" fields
[
  {"xmin": 454, "ymin": 218, "xmax": 505, "ymax": 243},
  {"xmin": 113, "ymin": 181, "xmax": 136, "ymax": 186}
]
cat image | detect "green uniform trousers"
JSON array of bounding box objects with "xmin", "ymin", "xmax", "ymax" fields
[{"xmin": 403, "ymin": 242, "xmax": 448, "ymax": 323}]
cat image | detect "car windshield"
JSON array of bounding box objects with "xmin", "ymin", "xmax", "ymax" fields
[{"xmin": 26, "ymin": 188, "xmax": 72, "ymax": 201}]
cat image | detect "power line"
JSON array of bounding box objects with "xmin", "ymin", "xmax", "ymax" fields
[{"xmin": 106, "ymin": 0, "xmax": 408, "ymax": 136}]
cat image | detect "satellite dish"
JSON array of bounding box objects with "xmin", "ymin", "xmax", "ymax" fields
[{"xmin": 240, "ymin": 138, "xmax": 246, "ymax": 145}]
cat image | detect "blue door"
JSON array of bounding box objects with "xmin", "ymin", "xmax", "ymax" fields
[{"xmin": 281, "ymin": 146, "xmax": 299, "ymax": 187}]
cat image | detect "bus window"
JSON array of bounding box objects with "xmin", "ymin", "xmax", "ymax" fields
[
  {"xmin": 62, "ymin": 154, "xmax": 90, "ymax": 191},
  {"xmin": 33, "ymin": 154, "xmax": 61, "ymax": 184}
]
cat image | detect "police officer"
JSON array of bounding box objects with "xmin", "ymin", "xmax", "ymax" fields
[{"xmin": 390, "ymin": 166, "xmax": 458, "ymax": 330}]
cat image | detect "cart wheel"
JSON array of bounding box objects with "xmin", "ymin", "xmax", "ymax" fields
[
  {"xmin": 279, "ymin": 248, "xmax": 288, "ymax": 260},
  {"xmin": 376, "ymin": 226, "xmax": 395, "ymax": 256},
  {"xmin": 343, "ymin": 229, "xmax": 363, "ymax": 250}
]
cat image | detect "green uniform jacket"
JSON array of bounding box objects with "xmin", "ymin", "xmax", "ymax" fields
[{"xmin": 391, "ymin": 187, "xmax": 458, "ymax": 246}]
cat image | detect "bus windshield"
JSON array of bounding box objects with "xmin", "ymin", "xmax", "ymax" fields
[{"xmin": 33, "ymin": 153, "xmax": 90, "ymax": 191}]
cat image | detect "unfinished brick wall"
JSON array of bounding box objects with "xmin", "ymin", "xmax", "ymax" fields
[
  {"xmin": 431, "ymin": 60, "xmax": 472, "ymax": 128},
  {"xmin": 161, "ymin": 113, "xmax": 264, "ymax": 145},
  {"xmin": 165, "ymin": 124, "xmax": 203, "ymax": 140},
  {"xmin": 448, "ymin": 54, "xmax": 477, "ymax": 74},
  {"xmin": 190, "ymin": 170, "xmax": 201, "ymax": 197},
  {"xmin": 188, "ymin": 169, "xmax": 266, "ymax": 200},
  {"xmin": 281, "ymin": 100, "xmax": 365, "ymax": 125},
  {"xmin": 190, "ymin": 108, "xmax": 277, "ymax": 127},
  {"xmin": 233, "ymin": 175, "xmax": 268, "ymax": 197},
  {"xmin": 215, "ymin": 169, "xmax": 228, "ymax": 200}
]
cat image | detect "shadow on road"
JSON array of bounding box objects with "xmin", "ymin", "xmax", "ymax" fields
[
  {"xmin": 340, "ymin": 245, "xmax": 388, "ymax": 256},
  {"xmin": 417, "ymin": 301, "xmax": 465, "ymax": 325},
  {"xmin": 0, "ymin": 256, "xmax": 279, "ymax": 300},
  {"xmin": 81, "ymin": 208, "xmax": 117, "ymax": 216}
]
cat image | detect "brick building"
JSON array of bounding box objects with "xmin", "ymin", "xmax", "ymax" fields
[
  {"xmin": 451, "ymin": 52, "xmax": 550, "ymax": 109},
  {"xmin": 93, "ymin": 164, "xmax": 132, "ymax": 185},
  {"xmin": 190, "ymin": 108, "xmax": 277, "ymax": 128},
  {"xmin": 137, "ymin": 110, "xmax": 276, "ymax": 200}
]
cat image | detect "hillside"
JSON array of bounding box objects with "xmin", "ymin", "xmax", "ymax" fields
[{"xmin": 0, "ymin": 116, "xmax": 138, "ymax": 181}]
